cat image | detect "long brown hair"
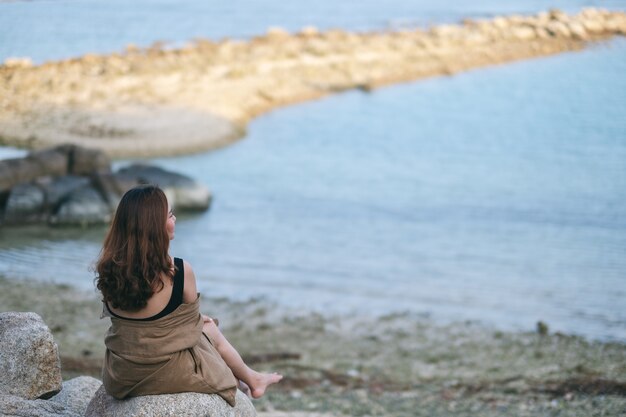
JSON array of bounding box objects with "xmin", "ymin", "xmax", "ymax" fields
[{"xmin": 96, "ymin": 185, "xmax": 174, "ymax": 311}]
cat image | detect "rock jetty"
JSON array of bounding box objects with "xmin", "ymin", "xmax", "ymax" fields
[
  {"xmin": 0, "ymin": 311, "xmax": 257, "ymax": 417},
  {"xmin": 0, "ymin": 8, "xmax": 625, "ymax": 158},
  {"xmin": 0, "ymin": 145, "xmax": 211, "ymax": 227}
]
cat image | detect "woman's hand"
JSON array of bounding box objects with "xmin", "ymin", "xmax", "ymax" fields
[{"xmin": 202, "ymin": 314, "xmax": 219, "ymax": 327}]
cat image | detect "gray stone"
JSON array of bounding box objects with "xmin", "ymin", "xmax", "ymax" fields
[
  {"xmin": 3, "ymin": 183, "xmax": 46, "ymax": 224},
  {"xmin": 85, "ymin": 386, "xmax": 257, "ymax": 417},
  {"xmin": 69, "ymin": 145, "xmax": 111, "ymax": 175},
  {"xmin": 49, "ymin": 185, "xmax": 111, "ymax": 226},
  {"xmin": 0, "ymin": 312, "xmax": 62, "ymax": 400},
  {"xmin": 0, "ymin": 393, "xmax": 80, "ymax": 417},
  {"xmin": 115, "ymin": 164, "xmax": 195, "ymax": 188},
  {"xmin": 0, "ymin": 145, "xmax": 211, "ymax": 227},
  {"xmin": 49, "ymin": 376, "xmax": 102, "ymax": 417},
  {"xmin": 165, "ymin": 183, "xmax": 212, "ymax": 211},
  {"xmin": 90, "ymin": 172, "xmax": 126, "ymax": 210},
  {"xmin": 0, "ymin": 158, "xmax": 45, "ymax": 192},
  {"xmin": 28, "ymin": 148, "xmax": 69, "ymax": 178},
  {"xmin": 39, "ymin": 175, "xmax": 91, "ymax": 208},
  {"xmin": 115, "ymin": 164, "xmax": 212, "ymax": 211},
  {"xmin": 0, "ymin": 160, "xmax": 14, "ymax": 192}
]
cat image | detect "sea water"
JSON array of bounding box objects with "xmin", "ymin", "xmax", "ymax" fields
[{"xmin": 0, "ymin": 0, "xmax": 625, "ymax": 342}]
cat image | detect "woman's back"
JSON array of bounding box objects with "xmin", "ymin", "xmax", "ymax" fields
[{"xmin": 107, "ymin": 257, "xmax": 185, "ymax": 321}]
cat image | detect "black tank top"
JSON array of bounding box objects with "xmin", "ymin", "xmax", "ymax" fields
[{"xmin": 108, "ymin": 257, "xmax": 184, "ymax": 321}]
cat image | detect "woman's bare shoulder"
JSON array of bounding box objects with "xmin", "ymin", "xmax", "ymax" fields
[{"xmin": 182, "ymin": 259, "xmax": 198, "ymax": 303}]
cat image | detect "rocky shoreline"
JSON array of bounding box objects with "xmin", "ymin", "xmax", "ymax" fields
[
  {"xmin": 1, "ymin": 8, "xmax": 625, "ymax": 158},
  {"xmin": 0, "ymin": 145, "xmax": 212, "ymax": 227},
  {"xmin": 1, "ymin": 275, "xmax": 624, "ymax": 416}
]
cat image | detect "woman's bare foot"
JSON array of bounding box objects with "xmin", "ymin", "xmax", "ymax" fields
[{"xmin": 249, "ymin": 371, "xmax": 283, "ymax": 398}]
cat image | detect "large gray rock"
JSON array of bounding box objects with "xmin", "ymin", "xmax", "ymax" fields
[
  {"xmin": 0, "ymin": 158, "xmax": 17, "ymax": 192},
  {"xmin": 0, "ymin": 147, "xmax": 69, "ymax": 193},
  {"xmin": 85, "ymin": 387, "xmax": 257, "ymax": 417},
  {"xmin": 39, "ymin": 175, "xmax": 91, "ymax": 209},
  {"xmin": 114, "ymin": 164, "xmax": 196, "ymax": 190},
  {"xmin": 49, "ymin": 376, "xmax": 102, "ymax": 416},
  {"xmin": 0, "ymin": 393, "xmax": 81, "ymax": 417},
  {"xmin": 3, "ymin": 183, "xmax": 46, "ymax": 224},
  {"xmin": 0, "ymin": 157, "xmax": 45, "ymax": 192},
  {"xmin": 115, "ymin": 164, "xmax": 212, "ymax": 210},
  {"xmin": 0, "ymin": 312, "xmax": 62, "ymax": 400},
  {"xmin": 0, "ymin": 145, "xmax": 211, "ymax": 226},
  {"xmin": 69, "ymin": 145, "xmax": 111, "ymax": 175},
  {"xmin": 49, "ymin": 185, "xmax": 112, "ymax": 226},
  {"xmin": 28, "ymin": 148, "xmax": 70, "ymax": 178},
  {"xmin": 91, "ymin": 172, "xmax": 126, "ymax": 208},
  {"xmin": 167, "ymin": 183, "xmax": 212, "ymax": 212}
]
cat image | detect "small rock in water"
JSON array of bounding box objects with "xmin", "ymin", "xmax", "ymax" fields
[{"xmin": 536, "ymin": 321, "xmax": 549, "ymax": 336}]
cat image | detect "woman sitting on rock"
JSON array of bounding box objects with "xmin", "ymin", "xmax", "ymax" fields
[{"xmin": 95, "ymin": 185, "xmax": 282, "ymax": 406}]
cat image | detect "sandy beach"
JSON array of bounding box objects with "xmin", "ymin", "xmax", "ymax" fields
[
  {"xmin": 1, "ymin": 275, "xmax": 624, "ymax": 416},
  {"xmin": 1, "ymin": 8, "xmax": 625, "ymax": 158}
]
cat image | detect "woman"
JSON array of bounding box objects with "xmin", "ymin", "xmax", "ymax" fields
[{"xmin": 95, "ymin": 185, "xmax": 282, "ymax": 405}]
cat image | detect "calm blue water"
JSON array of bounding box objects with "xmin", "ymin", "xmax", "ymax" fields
[{"xmin": 1, "ymin": 1, "xmax": 625, "ymax": 342}]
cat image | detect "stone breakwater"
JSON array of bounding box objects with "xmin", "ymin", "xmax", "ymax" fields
[{"xmin": 1, "ymin": 8, "xmax": 625, "ymax": 158}]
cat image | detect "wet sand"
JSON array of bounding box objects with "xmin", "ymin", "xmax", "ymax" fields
[
  {"xmin": 1, "ymin": 8, "xmax": 625, "ymax": 158},
  {"xmin": 1, "ymin": 275, "xmax": 624, "ymax": 416}
]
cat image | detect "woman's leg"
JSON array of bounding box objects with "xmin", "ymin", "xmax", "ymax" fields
[{"xmin": 202, "ymin": 318, "xmax": 282, "ymax": 398}]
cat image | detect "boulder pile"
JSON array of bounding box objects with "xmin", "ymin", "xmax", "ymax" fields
[
  {"xmin": 0, "ymin": 311, "xmax": 257, "ymax": 417},
  {"xmin": 0, "ymin": 144, "xmax": 211, "ymax": 227}
]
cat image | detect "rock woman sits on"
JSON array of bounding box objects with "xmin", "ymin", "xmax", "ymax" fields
[{"xmin": 95, "ymin": 185, "xmax": 282, "ymax": 406}]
